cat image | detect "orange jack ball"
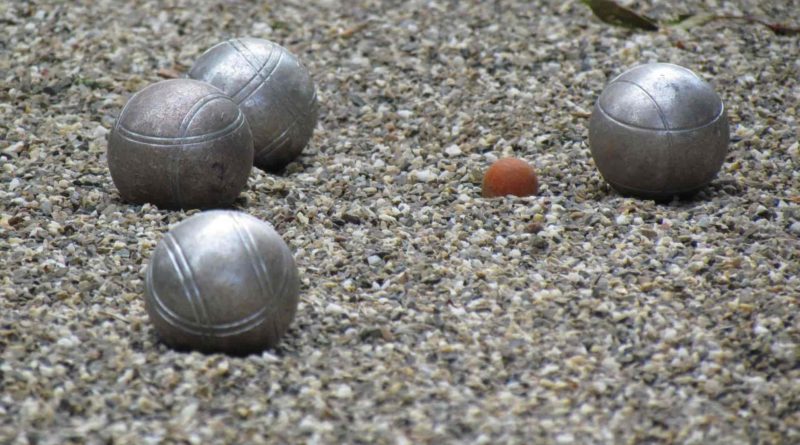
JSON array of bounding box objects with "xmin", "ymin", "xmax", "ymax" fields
[{"xmin": 482, "ymin": 157, "xmax": 539, "ymax": 198}]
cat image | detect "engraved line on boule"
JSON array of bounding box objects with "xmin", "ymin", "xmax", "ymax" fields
[
  {"xmin": 113, "ymin": 93, "xmax": 134, "ymax": 134},
  {"xmin": 173, "ymin": 93, "xmax": 229, "ymax": 208},
  {"xmin": 254, "ymin": 121, "xmax": 295, "ymax": 159},
  {"xmin": 230, "ymin": 38, "xmax": 282, "ymax": 104},
  {"xmin": 229, "ymin": 213, "xmax": 275, "ymax": 297},
  {"xmin": 244, "ymin": 87, "xmax": 306, "ymax": 162},
  {"xmin": 228, "ymin": 39, "xmax": 279, "ymax": 103},
  {"xmin": 148, "ymin": 264, "xmax": 265, "ymax": 337},
  {"xmin": 115, "ymin": 110, "xmax": 245, "ymax": 146},
  {"xmin": 235, "ymin": 37, "xmax": 277, "ymax": 82},
  {"xmin": 232, "ymin": 38, "xmax": 315, "ymax": 122},
  {"xmin": 178, "ymin": 94, "xmax": 229, "ymax": 137},
  {"xmin": 165, "ymin": 233, "xmax": 211, "ymax": 329},
  {"xmin": 185, "ymin": 39, "xmax": 229, "ymax": 82},
  {"xmin": 273, "ymin": 243, "xmax": 293, "ymax": 312},
  {"xmin": 200, "ymin": 40, "xmax": 230, "ymax": 60},
  {"xmin": 147, "ymin": 261, "xmax": 207, "ymax": 335},
  {"xmin": 267, "ymin": 242, "xmax": 291, "ymax": 343},
  {"xmin": 272, "ymin": 245, "xmax": 296, "ymax": 342},
  {"xmin": 595, "ymin": 101, "xmax": 726, "ymax": 133},
  {"xmin": 232, "ymin": 39, "xmax": 298, "ymax": 112},
  {"xmin": 267, "ymin": 65, "xmax": 318, "ymax": 122},
  {"xmin": 115, "ymin": 92, "xmax": 231, "ymax": 144},
  {"xmin": 148, "ymin": 234, "xmax": 269, "ymax": 336},
  {"xmin": 613, "ymin": 80, "xmax": 672, "ymax": 133},
  {"xmin": 113, "ymin": 87, "xmax": 149, "ymax": 134},
  {"xmin": 165, "ymin": 233, "xmax": 211, "ymax": 326},
  {"xmin": 592, "ymin": 104, "xmax": 727, "ymax": 194},
  {"xmin": 147, "ymin": 262, "xmax": 194, "ymax": 332},
  {"xmin": 160, "ymin": 235, "xmax": 202, "ymax": 328},
  {"xmin": 237, "ymin": 48, "xmax": 285, "ymax": 105},
  {"xmin": 280, "ymin": 60, "xmax": 317, "ymax": 122},
  {"xmin": 151, "ymin": 294, "xmax": 269, "ymax": 337},
  {"xmin": 261, "ymin": 61, "xmax": 315, "ymax": 122},
  {"xmin": 150, "ymin": 279, "xmax": 270, "ymax": 337}
]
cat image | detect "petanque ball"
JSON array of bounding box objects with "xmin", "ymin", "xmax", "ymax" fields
[
  {"xmin": 144, "ymin": 210, "xmax": 300, "ymax": 355},
  {"xmin": 108, "ymin": 79, "xmax": 254, "ymax": 209},
  {"xmin": 188, "ymin": 37, "xmax": 319, "ymax": 172},
  {"xmin": 588, "ymin": 63, "xmax": 729, "ymax": 200}
]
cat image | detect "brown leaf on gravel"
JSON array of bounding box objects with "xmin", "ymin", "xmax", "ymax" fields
[
  {"xmin": 579, "ymin": 0, "xmax": 659, "ymax": 31},
  {"xmin": 671, "ymin": 13, "xmax": 800, "ymax": 36},
  {"xmin": 337, "ymin": 21, "xmax": 370, "ymax": 38},
  {"xmin": 156, "ymin": 67, "xmax": 182, "ymax": 79},
  {"xmin": 763, "ymin": 22, "xmax": 800, "ymax": 36}
]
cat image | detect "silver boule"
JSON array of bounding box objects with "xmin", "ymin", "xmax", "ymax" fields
[
  {"xmin": 108, "ymin": 79, "xmax": 254, "ymax": 209},
  {"xmin": 144, "ymin": 210, "xmax": 300, "ymax": 355},
  {"xmin": 188, "ymin": 37, "xmax": 319, "ymax": 172},
  {"xmin": 588, "ymin": 63, "xmax": 729, "ymax": 199}
]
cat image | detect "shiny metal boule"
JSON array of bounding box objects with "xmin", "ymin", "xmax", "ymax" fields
[
  {"xmin": 188, "ymin": 37, "xmax": 319, "ymax": 172},
  {"xmin": 108, "ymin": 79, "xmax": 254, "ymax": 209},
  {"xmin": 588, "ymin": 63, "xmax": 729, "ymax": 199},
  {"xmin": 144, "ymin": 210, "xmax": 300, "ymax": 355}
]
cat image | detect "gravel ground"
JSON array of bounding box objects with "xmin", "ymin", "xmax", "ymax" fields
[{"xmin": 1, "ymin": 0, "xmax": 799, "ymax": 443}]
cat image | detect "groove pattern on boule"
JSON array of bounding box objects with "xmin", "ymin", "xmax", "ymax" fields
[
  {"xmin": 188, "ymin": 37, "xmax": 319, "ymax": 172},
  {"xmin": 588, "ymin": 63, "xmax": 729, "ymax": 200},
  {"xmin": 144, "ymin": 210, "xmax": 300, "ymax": 355},
  {"xmin": 108, "ymin": 79, "xmax": 254, "ymax": 210}
]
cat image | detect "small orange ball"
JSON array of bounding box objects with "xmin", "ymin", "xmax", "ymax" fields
[{"xmin": 482, "ymin": 157, "xmax": 539, "ymax": 198}]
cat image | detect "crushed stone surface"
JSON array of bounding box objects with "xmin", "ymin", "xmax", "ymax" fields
[{"xmin": 1, "ymin": 0, "xmax": 798, "ymax": 443}]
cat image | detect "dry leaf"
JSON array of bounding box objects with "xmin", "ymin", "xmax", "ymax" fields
[
  {"xmin": 670, "ymin": 13, "xmax": 800, "ymax": 36},
  {"xmin": 580, "ymin": 0, "xmax": 659, "ymax": 31},
  {"xmin": 156, "ymin": 67, "xmax": 182, "ymax": 79},
  {"xmin": 338, "ymin": 21, "xmax": 370, "ymax": 38}
]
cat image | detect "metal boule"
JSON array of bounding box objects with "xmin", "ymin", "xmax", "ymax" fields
[
  {"xmin": 189, "ymin": 37, "xmax": 319, "ymax": 172},
  {"xmin": 108, "ymin": 79, "xmax": 254, "ymax": 209},
  {"xmin": 588, "ymin": 63, "xmax": 729, "ymax": 200},
  {"xmin": 144, "ymin": 210, "xmax": 300, "ymax": 355}
]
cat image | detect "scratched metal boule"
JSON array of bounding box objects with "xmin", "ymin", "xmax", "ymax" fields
[
  {"xmin": 144, "ymin": 210, "xmax": 299, "ymax": 355},
  {"xmin": 188, "ymin": 37, "xmax": 319, "ymax": 172},
  {"xmin": 107, "ymin": 79, "xmax": 254, "ymax": 209},
  {"xmin": 588, "ymin": 63, "xmax": 729, "ymax": 200}
]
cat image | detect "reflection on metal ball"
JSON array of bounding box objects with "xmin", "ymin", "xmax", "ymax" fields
[
  {"xmin": 108, "ymin": 79, "xmax": 254, "ymax": 209},
  {"xmin": 144, "ymin": 210, "xmax": 300, "ymax": 355},
  {"xmin": 189, "ymin": 37, "xmax": 319, "ymax": 172},
  {"xmin": 589, "ymin": 63, "xmax": 729, "ymax": 200}
]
